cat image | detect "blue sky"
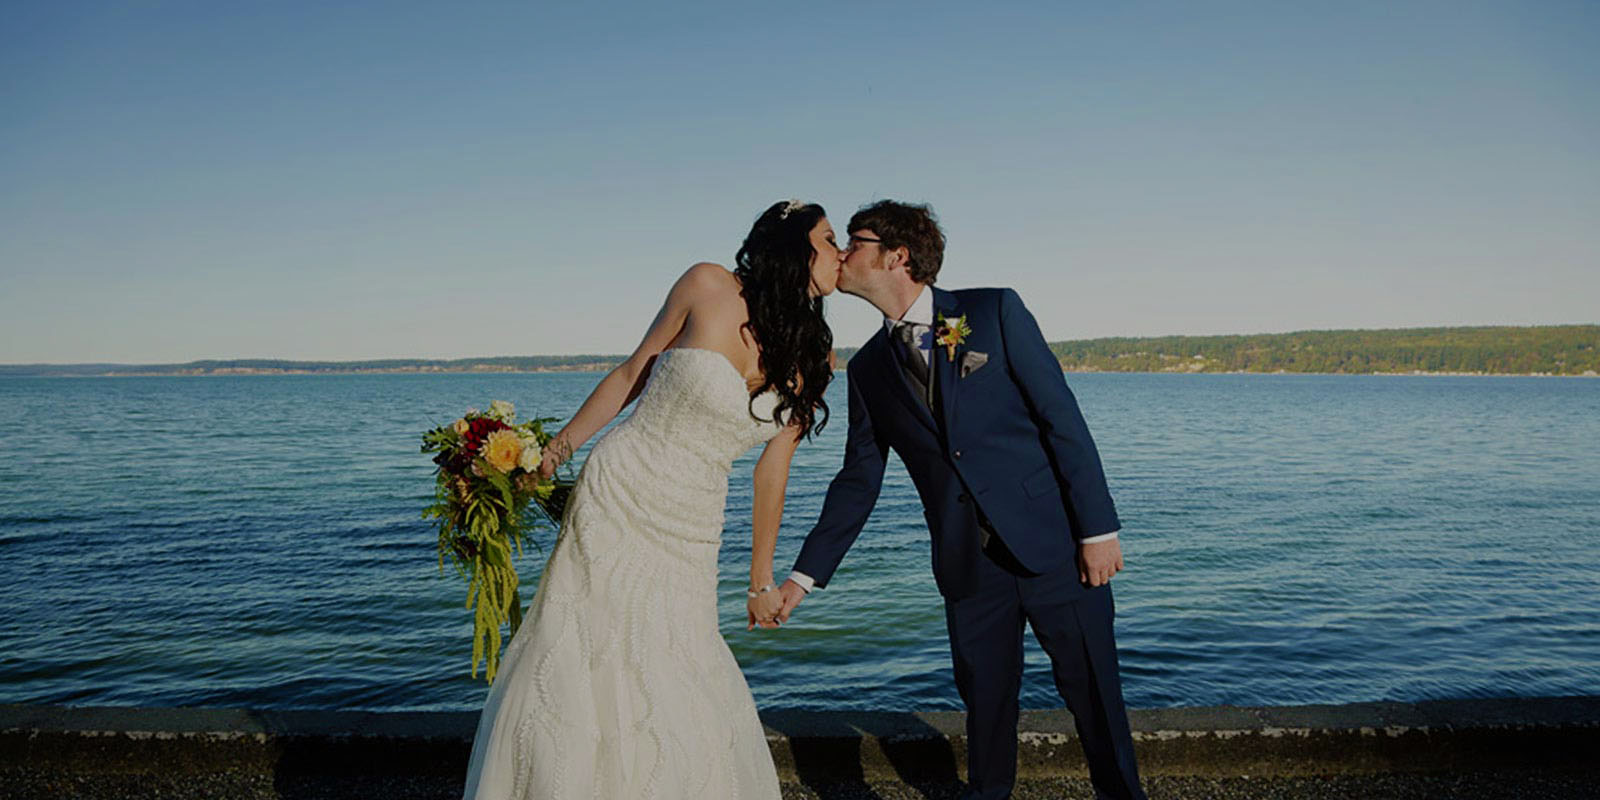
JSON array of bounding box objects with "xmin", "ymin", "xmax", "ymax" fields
[{"xmin": 2, "ymin": 1, "xmax": 1596, "ymax": 363}]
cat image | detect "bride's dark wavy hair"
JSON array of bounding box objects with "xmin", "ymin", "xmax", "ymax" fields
[{"xmin": 734, "ymin": 201, "xmax": 834, "ymax": 438}]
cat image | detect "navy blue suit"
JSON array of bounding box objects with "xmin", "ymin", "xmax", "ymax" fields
[{"xmin": 794, "ymin": 287, "xmax": 1145, "ymax": 800}]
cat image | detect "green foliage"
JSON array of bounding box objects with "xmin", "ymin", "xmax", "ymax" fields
[{"xmin": 1040, "ymin": 326, "xmax": 1600, "ymax": 375}]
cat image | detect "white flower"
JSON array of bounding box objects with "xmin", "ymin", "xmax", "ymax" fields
[
  {"xmin": 488, "ymin": 400, "xmax": 515, "ymax": 422},
  {"xmin": 517, "ymin": 436, "xmax": 542, "ymax": 472}
]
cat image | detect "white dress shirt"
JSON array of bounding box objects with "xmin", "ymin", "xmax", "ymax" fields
[{"xmin": 786, "ymin": 288, "xmax": 1116, "ymax": 593}]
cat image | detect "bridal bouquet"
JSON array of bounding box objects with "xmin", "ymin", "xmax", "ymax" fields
[{"xmin": 421, "ymin": 400, "xmax": 573, "ymax": 684}]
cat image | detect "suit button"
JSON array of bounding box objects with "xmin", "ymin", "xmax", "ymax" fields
[
  {"xmin": 957, "ymin": 493, "xmax": 969, "ymax": 504},
  {"xmin": 953, "ymin": 450, "xmax": 963, "ymax": 459}
]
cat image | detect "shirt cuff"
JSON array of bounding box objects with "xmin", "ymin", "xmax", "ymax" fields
[
  {"xmin": 1079, "ymin": 531, "xmax": 1119, "ymax": 544},
  {"xmin": 786, "ymin": 571, "xmax": 816, "ymax": 593}
]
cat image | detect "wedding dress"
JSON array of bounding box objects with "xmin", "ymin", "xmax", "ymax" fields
[{"xmin": 463, "ymin": 347, "xmax": 785, "ymax": 800}]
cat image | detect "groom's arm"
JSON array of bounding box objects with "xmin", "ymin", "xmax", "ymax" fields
[
  {"xmin": 789, "ymin": 360, "xmax": 889, "ymax": 592},
  {"xmin": 999, "ymin": 288, "xmax": 1121, "ymax": 540}
]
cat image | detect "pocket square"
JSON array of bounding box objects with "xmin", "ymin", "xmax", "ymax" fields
[{"xmin": 960, "ymin": 351, "xmax": 989, "ymax": 378}]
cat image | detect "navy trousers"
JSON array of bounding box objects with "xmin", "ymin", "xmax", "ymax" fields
[{"xmin": 944, "ymin": 536, "xmax": 1146, "ymax": 800}]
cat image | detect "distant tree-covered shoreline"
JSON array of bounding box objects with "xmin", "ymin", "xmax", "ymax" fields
[
  {"xmin": 0, "ymin": 355, "xmax": 622, "ymax": 377},
  {"xmin": 1047, "ymin": 325, "xmax": 1598, "ymax": 375},
  {"xmin": 2, "ymin": 326, "xmax": 1595, "ymax": 377}
]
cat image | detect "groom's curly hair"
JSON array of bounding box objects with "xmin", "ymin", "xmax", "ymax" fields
[
  {"xmin": 733, "ymin": 201, "xmax": 833, "ymax": 438},
  {"xmin": 848, "ymin": 200, "xmax": 945, "ymax": 285}
]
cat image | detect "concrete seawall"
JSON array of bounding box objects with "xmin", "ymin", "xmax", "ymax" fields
[{"xmin": 4, "ymin": 697, "xmax": 1597, "ymax": 797}]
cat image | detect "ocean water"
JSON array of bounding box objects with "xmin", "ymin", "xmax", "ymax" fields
[{"xmin": 0, "ymin": 371, "xmax": 1596, "ymax": 713}]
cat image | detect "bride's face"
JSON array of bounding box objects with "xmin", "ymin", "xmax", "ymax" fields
[{"xmin": 807, "ymin": 217, "xmax": 843, "ymax": 298}]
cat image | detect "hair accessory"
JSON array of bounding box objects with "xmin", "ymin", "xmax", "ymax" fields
[{"xmin": 778, "ymin": 199, "xmax": 806, "ymax": 220}]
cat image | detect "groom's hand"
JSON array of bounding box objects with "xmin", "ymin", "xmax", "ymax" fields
[
  {"xmin": 776, "ymin": 579, "xmax": 807, "ymax": 623},
  {"xmin": 1078, "ymin": 539, "xmax": 1125, "ymax": 587}
]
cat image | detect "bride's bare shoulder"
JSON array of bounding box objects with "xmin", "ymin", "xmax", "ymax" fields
[
  {"xmin": 674, "ymin": 262, "xmax": 741, "ymax": 304},
  {"xmin": 680, "ymin": 261, "xmax": 735, "ymax": 286}
]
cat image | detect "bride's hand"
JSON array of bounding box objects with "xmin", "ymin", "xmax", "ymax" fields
[
  {"xmin": 538, "ymin": 435, "xmax": 571, "ymax": 480},
  {"xmin": 537, "ymin": 449, "xmax": 561, "ymax": 480},
  {"xmin": 746, "ymin": 587, "xmax": 783, "ymax": 630}
]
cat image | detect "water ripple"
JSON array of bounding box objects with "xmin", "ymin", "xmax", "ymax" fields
[{"xmin": 0, "ymin": 372, "xmax": 1597, "ymax": 712}]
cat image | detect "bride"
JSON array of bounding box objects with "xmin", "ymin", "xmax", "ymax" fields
[{"xmin": 461, "ymin": 200, "xmax": 841, "ymax": 799}]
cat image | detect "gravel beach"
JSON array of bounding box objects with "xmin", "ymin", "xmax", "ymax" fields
[{"xmin": 5, "ymin": 769, "xmax": 1599, "ymax": 800}]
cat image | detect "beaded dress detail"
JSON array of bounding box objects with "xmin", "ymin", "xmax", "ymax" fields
[{"xmin": 463, "ymin": 348, "xmax": 785, "ymax": 800}]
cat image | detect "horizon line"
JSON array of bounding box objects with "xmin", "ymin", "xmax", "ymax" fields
[{"xmin": 4, "ymin": 321, "xmax": 1596, "ymax": 369}]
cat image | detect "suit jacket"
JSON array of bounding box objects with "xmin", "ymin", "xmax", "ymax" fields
[{"xmin": 793, "ymin": 286, "xmax": 1120, "ymax": 600}]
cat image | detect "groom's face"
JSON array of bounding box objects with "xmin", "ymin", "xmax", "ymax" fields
[{"xmin": 839, "ymin": 228, "xmax": 888, "ymax": 295}]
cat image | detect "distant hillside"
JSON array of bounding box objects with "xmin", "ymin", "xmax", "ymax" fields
[
  {"xmin": 0, "ymin": 355, "xmax": 623, "ymax": 377},
  {"xmin": 3, "ymin": 326, "xmax": 1595, "ymax": 377},
  {"xmin": 1047, "ymin": 325, "xmax": 1599, "ymax": 375}
]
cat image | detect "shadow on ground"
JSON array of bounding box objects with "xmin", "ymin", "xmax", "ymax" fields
[{"xmin": 765, "ymin": 711, "xmax": 963, "ymax": 800}]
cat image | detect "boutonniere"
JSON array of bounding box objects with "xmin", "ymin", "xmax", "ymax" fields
[{"xmin": 934, "ymin": 312, "xmax": 971, "ymax": 361}]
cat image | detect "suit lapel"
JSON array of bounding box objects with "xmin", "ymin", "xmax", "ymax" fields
[
  {"xmin": 870, "ymin": 328, "xmax": 937, "ymax": 431},
  {"xmin": 931, "ymin": 288, "xmax": 960, "ymax": 436}
]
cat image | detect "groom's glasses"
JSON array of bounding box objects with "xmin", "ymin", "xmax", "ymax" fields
[{"xmin": 844, "ymin": 236, "xmax": 882, "ymax": 254}]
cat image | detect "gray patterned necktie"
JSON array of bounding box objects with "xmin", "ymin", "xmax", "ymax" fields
[{"xmin": 893, "ymin": 321, "xmax": 931, "ymax": 403}]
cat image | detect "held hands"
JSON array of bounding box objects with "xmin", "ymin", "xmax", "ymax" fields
[
  {"xmin": 1078, "ymin": 538, "xmax": 1125, "ymax": 587},
  {"xmin": 746, "ymin": 583, "xmax": 784, "ymax": 630},
  {"xmin": 747, "ymin": 579, "xmax": 807, "ymax": 630}
]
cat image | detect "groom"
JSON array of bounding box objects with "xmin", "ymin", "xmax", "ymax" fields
[{"xmin": 777, "ymin": 201, "xmax": 1146, "ymax": 800}]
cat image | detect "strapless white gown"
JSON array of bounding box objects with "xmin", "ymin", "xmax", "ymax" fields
[{"xmin": 462, "ymin": 347, "xmax": 786, "ymax": 800}]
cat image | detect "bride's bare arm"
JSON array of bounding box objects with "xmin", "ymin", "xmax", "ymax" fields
[
  {"xmin": 747, "ymin": 422, "xmax": 803, "ymax": 629},
  {"xmin": 539, "ymin": 263, "xmax": 723, "ymax": 478}
]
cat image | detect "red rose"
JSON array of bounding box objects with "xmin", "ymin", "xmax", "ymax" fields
[
  {"xmin": 441, "ymin": 417, "xmax": 512, "ymax": 475},
  {"xmin": 463, "ymin": 417, "xmax": 510, "ymax": 454}
]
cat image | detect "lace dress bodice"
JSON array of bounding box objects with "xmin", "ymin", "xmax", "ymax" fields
[{"xmin": 609, "ymin": 347, "xmax": 785, "ymax": 474}]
